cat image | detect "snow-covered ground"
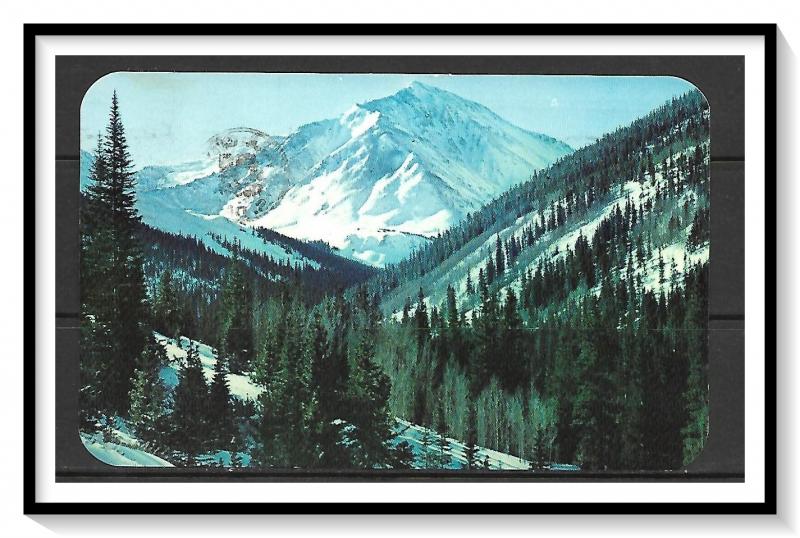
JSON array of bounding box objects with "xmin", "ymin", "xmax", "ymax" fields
[
  {"xmin": 81, "ymin": 432, "xmax": 174, "ymax": 467},
  {"xmin": 384, "ymin": 143, "xmax": 709, "ymax": 319},
  {"xmin": 81, "ymin": 332, "xmax": 571, "ymax": 470},
  {"xmin": 137, "ymin": 186, "xmax": 319, "ymax": 270},
  {"xmin": 154, "ymin": 332, "xmax": 264, "ymax": 402},
  {"xmin": 80, "ymin": 417, "xmax": 173, "ymax": 467},
  {"xmin": 392, "ymin": 419, "xmax": 579, "ymax": 471}
]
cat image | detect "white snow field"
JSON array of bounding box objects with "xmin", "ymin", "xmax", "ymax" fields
[
  {"xmin": 80, "ymin": 432, "xmax": 174, "ymax": 467},
  {"xmin": 80, "ymin": 416, "xmax": 174, "ymax": 467}
]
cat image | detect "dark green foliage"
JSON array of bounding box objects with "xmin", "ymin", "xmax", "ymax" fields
[
  {"xmin": 307, "ymin": 311, "xmax": 351, "ymax": 467},
  {"xmin": 248, "ymin": 285, "xmax": 408, "ymax": 469},
  {"xmin": 419, "ymin": 428, "xmax": 434, "ymax": 468},
  {"xmin": 128, "ymin": 338, "xmax": 169, "ymax": 444},
  {"xmin": 495, "ymin": 235, "xmax": 505, "ymax": 276},
  {"xmin": 681, "ymin": 266, "xmax": 709, "ymax": 465},
  {"xmin": 367, "ymin": 90, "xmax": 710, "ymax": 471},
  {"xmin": 348, "ymin": 334, "xmax": 396, "ymax": 467},
  {"xmin": 208, "ymin": 355, "xmax": 236, "ymax": 448},
  {"xmin": 392, "ymin": 441, "xmax": 416, "ymax": 469},
  {"xmin": 153, "ymin": 270, "xmax": 182, "ymax": 339},
  {"xmin": 414, "ymin": 287, "xmax": 430, "ymax": 351},
  {"xmin": 171, "ymin": 344, "xmax": 209, "ymax": 464},
  {"xmin": 687, "ymin": 207, "xmax": 710, "ymax": 250},
  {"xmin": 79, "ymin": 316, "xmax": 113, "ymax": 428},
  {"xmin": 218, "ymin": 259, "xmax": 253, "ymax": 373},
  {"xmin": 465, "ymin": 272, "xmax": 475, "ymax": 296},
  {"xmin": 80, "ymin": 92, "xmax": 149, "ymax": 415},
  {"xmin": 499, "ymin": 288, "xmax": 523, "ymax": 390}
]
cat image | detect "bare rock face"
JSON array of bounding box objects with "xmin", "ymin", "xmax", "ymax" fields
[{"xmin": 206, "ymin": 127, "xmax": 274, "ymax": 170}]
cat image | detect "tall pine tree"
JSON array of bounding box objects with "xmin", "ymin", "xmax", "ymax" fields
[
  {"xmin": 172, "ymin": 344, "xmax": 209, "ymax": 464},
  {"xmin": 80, "ymin": 91, "xmax": 148, "ymax": 414},
  {"xmin": 208, "ymin": 355, "xmax": 236, "ymax": 448},
  {"xmin": 128, "ymin": 337, "xmax": 168, "ymax": 445}
]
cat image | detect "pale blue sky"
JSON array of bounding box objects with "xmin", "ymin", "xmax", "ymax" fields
[{"xmin": 81, "ymin": 73, "xmax": 697, "ymax": 166}]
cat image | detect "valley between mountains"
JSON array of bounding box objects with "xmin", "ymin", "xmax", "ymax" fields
[{"xmin": 79, "ymin": 81, "xmax": 710, "ymax": 471}]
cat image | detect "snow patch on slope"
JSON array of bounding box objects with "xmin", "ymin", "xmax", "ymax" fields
[
  {"xmin": 341, "ymin": 105, "xmax": 380, "ymax": 138},
  {"xmin": 155, "ymin": 333, "xmax": 264, "ymax": 402},
  {"xmin": 81, "ymin": 432, "xmax": 174, "ymax": 467},
  {"xmin": 392, "ymin": 418, "xmax": 578, "ymax": 471}
]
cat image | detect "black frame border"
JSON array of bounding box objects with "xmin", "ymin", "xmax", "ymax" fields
[{"xmin": 25, "ymin": 23, "xmax": 777, "ymax": 515}]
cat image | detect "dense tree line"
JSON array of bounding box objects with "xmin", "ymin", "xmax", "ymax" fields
[
  {"xmin": 245, "ymin": 285, "xmax": 414, "ymax": 468},
  {"xmin": 364, "ymin": 90, "xmax": 709, "ymax": 298},
  {"xmin": 141, "ymin": 223, "xmax": 375, "ymax": 357},
  {"xmin": 377, "ymin": 261, "xmax": 708, "ymax": 471},
  {"xmin": 374, "ymin": 98, "xmax": 711, "ymax": 469}
]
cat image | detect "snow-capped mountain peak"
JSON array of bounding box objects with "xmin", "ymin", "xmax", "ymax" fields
[{"xmin": 85, "ymin": 82, "xmax": 573, "ymax": 267}]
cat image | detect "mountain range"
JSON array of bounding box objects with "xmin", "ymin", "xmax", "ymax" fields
[{"xmin": 82, "ymin": 82, "xmax": 572, "ymax": 267}]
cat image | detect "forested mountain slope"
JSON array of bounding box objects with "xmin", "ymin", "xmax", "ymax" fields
[
  {"xmin": 368, "ymin": 90, "xmax": 709, "ymax": 311},
  {"xmin": 362, "ymin": 90, "xmax": 710, "ymax": 471}
]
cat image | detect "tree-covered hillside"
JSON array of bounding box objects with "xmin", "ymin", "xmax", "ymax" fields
[
  {"xmin": 367, "ymin": 90, "xmax": 708, "ymax": 309},
  {"xmin": 363, "ymin": 90, "xmax": 710, "ymax": 470}
]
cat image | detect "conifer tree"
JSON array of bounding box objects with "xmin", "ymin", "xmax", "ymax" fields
[
  {"xmin": 445, "ymin": 284, "xmax": 459, "ymax": 329},
  {"xmin": 208, "ymin": 355, "xmax": 236, "ymax": 448},
  {"xmin": 414, "ymin": 288, "xmax": 429, "ymax": 351},
  {"xmin": 465, "ymin": 272, "xmax": 475, "ymax": 296},
  {"xmin": 80, "ymin": 141, "xmax": 120, "ymax": 418},
  {"xmin": 349, "ymin": 332, "xmax": 395, "ymax": 468},
  {"xmin": 276, "ymin": 302, "xmax": 312, "ymax": 466},
  {"xmin": 477, "ymin": 268, "xmax": 488, "ymax": 303},
  {"xmin": 128, "ymin": 338, "xmax": 168, "ymax": 444},
  {"xmin": 495, "ymin": 235, "xmax": 505, "ymax": 276},
  {"xmin": 80, "ymin": 135, "xmax": 110, "ymax": 313},
  {"xmin": 471, "ymin": 276, "xmax": 498, "ymax": 394},
  {"xmin": 401, "ymin": 296, "xmax": 412, "ymax": 324},
  {"xmin": 435, "ymin": 398, "xmax": 450, "ymax": 469},
  {"xmin": 219, "ymin": 259, "xmax": 253, "ymax": 373},
  {"xmin": 154, "ymin": 270, "xmax": 182, "ymax": 339},
  {"xmin": 499, "ymin": 289, "xmax": 523, "ymax": 389},
  {"xmin": 80, "ymin": 91, "xmax": 148, "ymax": 414},
  {"xmin": 172, "ymin": 344, "xmax": 209, "ymax": 464},
  {"xmin": 307, "ymin": 311, "xmax": 350, "ymax": 468},
  {"xmin": 571, "ymin": 313, "xmax": 613, "ymax": 470},
  {"xmin": 420, "ymin": 427, "xmax": 433, "ymax": 468},
  {"xmin": 486, "ymin": 256, "xmax": 496, "ymax": 284},
  {"xmin": 79, "ymin": 318, "xmax": 113, "ymax": 426},
  {"xmin": 681, "ymin": 265, "xmax": 709, "ymax": 465}
]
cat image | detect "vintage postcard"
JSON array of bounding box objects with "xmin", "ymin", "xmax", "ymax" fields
[{"xmin": 78, "ymin": 73, "xmax": 709, "ymax": 471}]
